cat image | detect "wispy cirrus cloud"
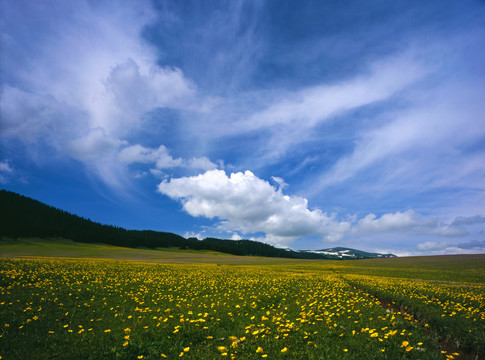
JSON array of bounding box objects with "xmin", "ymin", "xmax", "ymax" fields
[
  {"xmin": 203, "ymin": 52, "xmax": 430, "ymax": 166},
  {"xmin": 235, "ymin": 54, "xmax": 427, "ymax": 134},
  {"xmin": 119, "ymin": 144, "xmax": 217, "ymax": 171},
  {"xmin": 0, "ymin": 0, "xmax": 218, "ymax": 193}
]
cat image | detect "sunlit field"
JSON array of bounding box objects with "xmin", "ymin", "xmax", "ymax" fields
[{"xmin": 1, "ymin": 245, "xmax": 484, "ymax": 359}]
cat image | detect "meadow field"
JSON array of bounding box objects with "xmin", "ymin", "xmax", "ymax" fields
[{"xmin": 1, "ymin": 238, "xmax": 484, "ymax": 359}]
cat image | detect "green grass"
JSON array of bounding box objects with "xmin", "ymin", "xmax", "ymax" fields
[
  {"xmin": 1, "ymin": 238, "xmax": 483, "ymax": 359},
  {"xmin": 0, "ymin": 237, "xmax": 305, "ymax": 265},
  {"xmin": 331, "ymin": 255, "xmax": 485, "ymax": 283}
]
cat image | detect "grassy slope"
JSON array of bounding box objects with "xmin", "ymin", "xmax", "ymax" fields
[
  {"xmin": 2, "ymin": 237, "xmax": 484, "ymax": 280},
  {"xmin": 0, "ymin": 237, "xmax": 315, "ymax": 265}
]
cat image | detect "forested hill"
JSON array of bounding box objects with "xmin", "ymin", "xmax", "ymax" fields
[{"xmin": 0, "ymin": 190, "xmax": 332, "ymax": 259}]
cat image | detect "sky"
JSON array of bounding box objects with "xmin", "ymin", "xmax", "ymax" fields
[{"xmin": 1, "ymin": 0, "xmax": 485, "ymax": 256}]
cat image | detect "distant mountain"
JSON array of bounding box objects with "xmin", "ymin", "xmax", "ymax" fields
[
  {"xmin": 299, "ymin": 247, "xmax": 396, "ymax": 259},
  {"xmin": 0, "ymin": 190, "xmax": 395, "ymax": 260}
]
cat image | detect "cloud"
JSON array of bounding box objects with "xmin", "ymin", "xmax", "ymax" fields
[
  {"xmin": 451, "ymin": 215, "xmax": 485, "ymax": 227},
  {"xmin": 206, "ymin": 52, "xmax": 429, "ymax": 166},
  {"xmin": 0, "ymin": 160, "xmax": 13, "ymax": 174},
  {"xmin": 118, "ymin": 144, "xmax": 183, "ymax": 168},
  {"xmin": 430, "ymin": 226, "xmax": 468, "ymax": 238},
  {"xmin": 1, "ymin": 0, "xmax": 160, "ymax": 137},
  {"xmin": 316, "ymin": 99, "xmax": 485, "ymax": 190},
  {"xmin": 457, "ymin": 239, "xmax": 485, "ymax": 250},
  {"xmin": 241, "ymin": 54, "xmax": 427, "ymax": 133},
  {"xmin": 271, "ymin": 176, "xmax": 288, "ymax": 189},
  {"xmin": 352, "ymin": 210, "xmax": 468, "ymax": 238},
  {"xmin": 230, "ymin": 233, "xmax": 243, "ymax": 241},
  {"xmin": 186, "ymin": 157, "xmax": 218, "ymax": 171},
  {"xmin": 0, "ymin": 85, "xmax": 86, "ymax": 144},
  {"xmin": 183, "ymin": 232, "xmax": 204, "ymax": 240},
  {"xmin": 416, "ymin": 239, "xmax": 485, "ymax": 255},
  {"xmin": 354, "ymin": 210, "xmax": 434, "ymax": 233},
  {"xmin": 0, "ymin": 0, "xmax": 216, "ymax": 191},
  {"xmin": 118, "ymin": 144, "xmax": 217, "ymax": 171},
  {"xmin": 158, "ymin": 169, "xmax": 481, "ymax": 247},
  {"xmin": 68, "ymin": 128, "xmax": 127, "ymax": 163},
  {"xmin": 100, "ymin": 59, "xmax": 197, "ymax": 136},
  {"xmin": 157, "ymin": 169, "xmax": 351, "ymax": 246},
  {"xmin": 416, "ymin": 241, "xmax": 451, "ymax": 251},
  {"xmin": 0, "ymin": 160, "xmax": 13, "ymax": 183},
  {"xmin": 308, "ymin": 33, "xmax": 485, "ymax": 196}
]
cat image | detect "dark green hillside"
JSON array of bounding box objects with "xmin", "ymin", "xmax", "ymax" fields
[
  {"xmin": 0, "ymin": 190, "xmax": 186, "ymax": 248},
  {"xmin": 0, "ymin": 190, "xmax": 334, "ymax": 259}
]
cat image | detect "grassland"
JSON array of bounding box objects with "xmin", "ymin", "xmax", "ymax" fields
[
  {"xmin": 0, "ymin": 237, "xmax": 311, "ymax": 265},
  {"xmin": 1, "ymin": 238, "xmax": 484, "ymax": 359}
]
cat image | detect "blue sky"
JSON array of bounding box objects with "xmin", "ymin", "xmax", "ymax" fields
[{"xmin": 1, "ymin": 0, "xmax": 485, "ymax": 256}]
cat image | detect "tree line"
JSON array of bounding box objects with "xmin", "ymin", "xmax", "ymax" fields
[{"xmin": 0, "ymin": 190, "xmax": 332, "ymax": 259}]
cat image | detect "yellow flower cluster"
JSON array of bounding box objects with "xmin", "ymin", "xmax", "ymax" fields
[{"xmin": 0, "ymin": 257, "xmax": 482, "ymax": 359}]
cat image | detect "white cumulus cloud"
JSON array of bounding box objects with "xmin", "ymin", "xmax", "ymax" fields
[
  {"xmin": 157, "ymin": 170, "xmax": 482, "ymax": 247},
  {"xmin": 157, "ymin": 169, "xmax": 350, "ymax": 246}
]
